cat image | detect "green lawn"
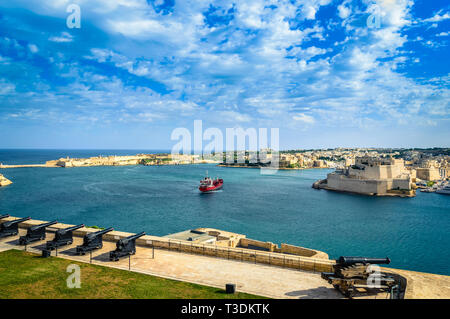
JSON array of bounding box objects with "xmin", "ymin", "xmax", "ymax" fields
[{"xmin": 0, "ymin": 250, "xmax": 265, "ymax": 299}]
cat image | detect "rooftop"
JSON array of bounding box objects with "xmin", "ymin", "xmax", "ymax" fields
[{"xmin": 163, "ymin": 229, "xmax": 216, "ymax": 244}]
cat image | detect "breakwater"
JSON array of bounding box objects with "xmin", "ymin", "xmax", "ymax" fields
[{"xmin": 0, "ymin": 174, "xmax": 12, "ymax": 186}]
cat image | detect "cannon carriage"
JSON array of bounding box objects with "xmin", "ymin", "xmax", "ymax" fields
[
  {"xmin": 109, "ymin": 232, "xmax": 145, "ymax": 261},
  {"xmin": 19, "ymin": 220, "xmax": 57, "ymax": 245},
  {"xmin": 46, "ymin": 224, "xmax": 85, "ymax": 250},
  {"xmin": 0, "ymin": 217, "xmax": 31, "ymax": 238},
  {"xmin": 76, "ymin": 227, "xmax": 114, "ymax": 255}
]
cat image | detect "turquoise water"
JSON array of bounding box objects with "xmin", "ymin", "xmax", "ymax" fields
[{"xmin": 0, "ymin": 150, "xmax": 449, "ymax": 275}]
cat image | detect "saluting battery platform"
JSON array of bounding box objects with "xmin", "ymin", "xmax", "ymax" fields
[{"xmin": 0, "ymin": 215, "xmax": 415, "ymax": 299}]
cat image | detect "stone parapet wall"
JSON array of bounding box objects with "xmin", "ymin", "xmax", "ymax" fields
[{"xmin": 280, "ymin": 243, "xmax": 329, "ymax": 259}]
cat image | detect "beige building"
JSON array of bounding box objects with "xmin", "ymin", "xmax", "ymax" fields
[
  {"xmin": 344, "ymin": 157, "xmax": 355, "ymax": 167},
  {"xmin": 313, "ymin": 160, "xmax": 326, "ymax": 168},
  {"xmin": 280, "ymin": 154, "xmax": 299, "ymax": 167},
  {"xmin": 325, "ymin": 156, "xmax": 414, "ymax": 196},
  {"xmin": 416, "ymin": 167, "xmax": 441, "ymax": 181}
]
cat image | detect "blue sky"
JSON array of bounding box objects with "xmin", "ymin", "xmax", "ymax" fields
[{"xmin": 0, "ymin": 0, "xmax": 449, "ymax": 149}]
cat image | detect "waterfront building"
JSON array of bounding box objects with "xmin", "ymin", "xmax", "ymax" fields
[
  {"xmin": 321, "ymin": 156, "xmax": 414, "ymax": 196},
  {"xmin": 416, "ymin": 167, "xmax": 441, "ymax": 181}
]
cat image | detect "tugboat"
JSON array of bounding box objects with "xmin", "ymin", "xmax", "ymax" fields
[{"xmin": 199, "ymin": 171, "xmax": 223, "ymax": 193}]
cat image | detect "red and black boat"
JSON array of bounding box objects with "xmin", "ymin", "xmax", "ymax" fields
[{"xmin": 199, "ymin": 172, "xmax": 223, "ymax": 193}]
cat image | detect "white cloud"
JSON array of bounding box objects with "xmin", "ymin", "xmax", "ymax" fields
[
  {"xmin": 293, "ymin": 113, "xmax": 315, "ymax": 124},
  {"xmin": 0, "ymin": 79, "xmax": 15, "ymax": 95},
  {"xmin": 423, "ymin": 11, "xmax": 450, "ymax": 23},
  {"xmin": 49, "ymin": 32, "xmax": 73, "ymax": 42},
  {"xmin": 338, "ymin": 4, "xmax": 351, "ymax": 19},
  {"xmin": 28, "ymin": 43, "xmax": 38, "ymax": 53},
  {"xmin": 436, "ymin": 32, "xmax": 449, "ymax": 37}
]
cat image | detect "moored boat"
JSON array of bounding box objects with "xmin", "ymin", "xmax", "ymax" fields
[{"xmin": 436, "ymin": 184, "xmax": 450, "ymax": 195}]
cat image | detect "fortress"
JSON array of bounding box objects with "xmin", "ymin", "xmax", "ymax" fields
[{"xmin": 314, "ymin": 156, "xmax": 415, "ymax": 197}]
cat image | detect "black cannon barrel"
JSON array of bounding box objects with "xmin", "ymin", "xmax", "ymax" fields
[
  {"xmin": 86, "ymin": 227, "xmax": 114, "ymax": 239},
  {"xmin": 2, "ymin": 216, "xmax": 31, "ymax": 228},
  {"xmin": 337, "ymin": 256, "xmax": 391, "ymax": 265},
  {"xmin": 29, "ymin": 220, "xmax": 58, "ymax": 231},
  {"xmin": 57, "ymin": 224, "xmax": 84, "ymax": 235},
  {"xmin": 0, "ymin": 214, "xmax": 10, "ymax": 220},
  {"xmin": 119, "ymin": 231, "xmax": 146, "ymax": 244}
]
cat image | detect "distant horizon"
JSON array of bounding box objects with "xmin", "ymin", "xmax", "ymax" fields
[{"xmin": 0, "ymin": 146, "xmax": 449, "ymax": 151}]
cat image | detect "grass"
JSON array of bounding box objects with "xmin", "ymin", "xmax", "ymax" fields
[{"xmin": 0, "ymin": 250, "xmax": 265, "ymax": 299}]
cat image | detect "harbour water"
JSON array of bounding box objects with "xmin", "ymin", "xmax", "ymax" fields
[{"xmin": 0, "ymin": 150, "xmax": 449, "ymax": 275}]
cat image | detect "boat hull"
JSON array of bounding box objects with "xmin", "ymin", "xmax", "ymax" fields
[{"xmin": 199, "ymin": 182, "xmax": 223, "ymax": 193}]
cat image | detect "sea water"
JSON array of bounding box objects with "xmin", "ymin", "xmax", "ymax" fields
[{"xmin": 0, "ymin": 149, "xmax": 449, "ymax": 275}]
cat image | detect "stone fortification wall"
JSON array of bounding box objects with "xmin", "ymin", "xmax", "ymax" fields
[{"xmin": 327, "ymin": 173, "xmax": 386, "ymax": 194}]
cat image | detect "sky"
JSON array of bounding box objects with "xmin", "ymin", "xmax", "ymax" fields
[{"xmin": 0, "ymin": 0, "xmax": 449, "ymax": 150}]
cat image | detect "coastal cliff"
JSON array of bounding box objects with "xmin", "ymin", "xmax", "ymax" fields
[{"xmin": 0, "ymin": 174, "xmax": 12, "ymax": 187}]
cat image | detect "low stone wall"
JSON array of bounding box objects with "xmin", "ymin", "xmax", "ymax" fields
[
  {"xmin": 0, "ymin": 216, "xmax": 335, "ymax": 273},
  {"xmin": 280, "ymin": 243, "xmax": 329, "ymax": 259},
  {"xmin": 327, "ymin": 173, "xmax": 383, "ymax": 194},
  {"xmin": 239, "ymin": 238, "xmax": 277, "ymax": 252},
  {"xmin": 238, "ymin": 238, "xmax": 329, "ymax": 259}
]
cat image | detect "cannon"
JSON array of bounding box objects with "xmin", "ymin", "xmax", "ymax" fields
[
  {"xmin": 0, "ymin": 214, "xmax": 10, "ymax": 220},
  {"xmin": 109, "ymin": 232, "xmax": 145, "ymax": 261},
  {"xmin": 336, "ymin": 256, "xmax": 391, "ymax": 267},
  {"xmin": 321, "ymin": 256, "xmax": 399, "ymax": 298},
  {"xmin": 0, "ymin": 217, "xmax": 31, "ymax": 238},
  {"xmin": 76, "ymin": 227, "xmax": 114, "ymax": 255},
  {"xmin": 46, "ymin": 224, "xmax": 85, "ymax": 250},
  {"xmin": 19, "ymin": 220, "xmax": 57, "ymax": 245}
]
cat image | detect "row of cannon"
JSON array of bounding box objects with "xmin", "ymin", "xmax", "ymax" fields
[{"xmin": 0, "ymin": 214, "xmax": 145, "ymax": 261}]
